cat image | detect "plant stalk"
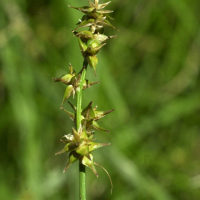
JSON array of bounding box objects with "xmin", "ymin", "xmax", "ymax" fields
[
  {"xmin": 76, "ymin": 60, "xmax": 88, "ymax": 200},
  {"xmin": 79, "ymin": 162, "xmax": 86, "ymax": 200}
]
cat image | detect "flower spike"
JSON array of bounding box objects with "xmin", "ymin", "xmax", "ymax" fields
[
  {"xmin": 55, "ymin": 0, "xmax": 117, "ymax": 193},
  {"xmin": 54, "ymin": 64, "xmax": 100, "ymax": 106},
  {"xmin": 61, "ymin": 101, "xmax": 114, "ymax": 133}
]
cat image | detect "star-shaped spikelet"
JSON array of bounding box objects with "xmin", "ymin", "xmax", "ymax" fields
[
  {"xmin": 53, "ymin": 64, "xmax": 99, "ymax": 106},
  {"xmin": 61, "ymin": 101, "xmax": 114, "ymax": 133},
  {"xmin": 55, "ymin": 125, "xmax": 110, "ymax": 176}
]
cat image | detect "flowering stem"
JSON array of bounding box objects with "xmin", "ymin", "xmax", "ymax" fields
[
  {"xmin": 76, "ymin": 60, "xmax": 88, "ymax": 200},
  {"xmin": 54, "ymin": 1, "xmax": 117, "ymax": 198},
  {"xmin": 76, "ymin": 61, "xmax": 87, "ymax": 130},
  {"xmin": 79, "ymin": 162, "xmax": 86, "ymax": 200}
]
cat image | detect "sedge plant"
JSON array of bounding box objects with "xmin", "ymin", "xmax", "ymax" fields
[{"xmin": 53, "ymin": 0, "xmax": 118, "ymax": 199}]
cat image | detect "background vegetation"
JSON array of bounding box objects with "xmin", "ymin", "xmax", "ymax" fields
[{"xmin": 0, "ymin": 0, "xmax": 200, "ymax": 199}]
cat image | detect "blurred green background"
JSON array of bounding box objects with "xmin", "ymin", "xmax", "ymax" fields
[{"xmin": 1, "ymin": 0, "xmax": 200, "ymax": 199}]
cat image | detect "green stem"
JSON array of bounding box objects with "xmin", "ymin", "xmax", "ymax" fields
[
  {"xmin": 76, "ymin": 67, "xmax": 87, "ymax": 130},
  {"xmin": 76, "ymin": 60, "xmax": 88, "ymax": 200},
  {"xmin": 79, "ymin": 162, "xmax": 86, "ymax": 200}
]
